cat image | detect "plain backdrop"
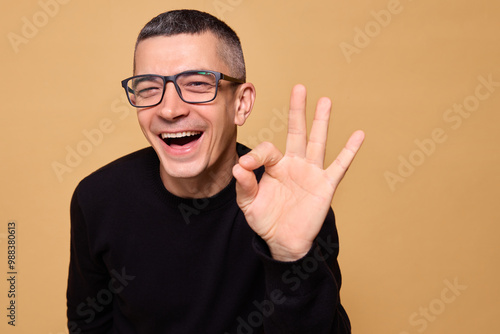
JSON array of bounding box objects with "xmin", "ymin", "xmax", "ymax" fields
[{"xmin": 1, "ymin": 0, "xmax": 499, "ymax": 333}]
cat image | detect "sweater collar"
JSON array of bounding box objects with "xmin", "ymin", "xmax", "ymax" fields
[{"xmin": 145, "ymin": 143, "xmax": 263, "ymax": 212}]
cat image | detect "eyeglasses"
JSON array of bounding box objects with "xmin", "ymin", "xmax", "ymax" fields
[{"xmin": 121, "ymin": 70, "xmax": 245, "ymax": 107}]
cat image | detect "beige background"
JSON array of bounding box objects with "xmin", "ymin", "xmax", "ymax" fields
[{"xmin": 1, "ymin": 0, "xmax": 499, "ymax": 333}]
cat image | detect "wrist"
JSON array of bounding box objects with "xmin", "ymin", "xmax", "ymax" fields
[{"xmin": 267, "ymin": 242, "xmax": 312, "ymax": 262}]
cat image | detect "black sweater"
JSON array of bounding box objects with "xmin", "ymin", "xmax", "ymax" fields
[{"xmin": 67, "ymin": 145, "xmax": 351, "ymax": 334}]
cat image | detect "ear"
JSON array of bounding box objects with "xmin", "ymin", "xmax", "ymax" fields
[{"xmin": 233, "ymin": 83, "xmax": 256, "ymax": 126}]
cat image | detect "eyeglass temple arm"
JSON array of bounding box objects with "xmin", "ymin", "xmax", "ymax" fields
[
  {"xmin": 121, "ymin": 80, "xmax": 135, "ymax": 94},
  {"xmin": 221, "ymin": 74, "xmax": 245, "ymax": 84}
]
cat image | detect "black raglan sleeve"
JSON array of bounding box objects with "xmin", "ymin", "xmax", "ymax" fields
[
  {"xmin": 66, "ymin": 187, "xmax": 113, "ymax": 334},
  {"xmin": 253, "ymin": 209, "xmax": 351, "ymax": 334}
]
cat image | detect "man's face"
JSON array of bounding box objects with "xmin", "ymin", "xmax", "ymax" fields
[{"xmin": 134, "ymin": 33, "xmax": 244, "ymax": 189}]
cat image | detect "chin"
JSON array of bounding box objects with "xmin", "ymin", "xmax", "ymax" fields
[{"xmin": 159, "ymin": 157, "xmax": 208, "ymax": 180}]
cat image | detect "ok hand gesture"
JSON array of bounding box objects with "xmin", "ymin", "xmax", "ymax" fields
[{"xmin": 233, "ymin": 84, "xmax": 365, "ymax": 261}]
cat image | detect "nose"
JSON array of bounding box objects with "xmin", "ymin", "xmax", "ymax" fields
[{"xmin": 156, "ymin": 81, "xmax": 189, "ymax": 121}]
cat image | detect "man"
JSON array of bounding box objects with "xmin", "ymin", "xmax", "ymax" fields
[{"xmin": 67, "ymin": 9, "xmax": 364, "ymax": 334}]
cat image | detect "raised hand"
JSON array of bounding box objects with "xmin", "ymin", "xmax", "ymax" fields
[{"xmin": 232, "ymin": 84, "xmax": 365, "ymax": 261}]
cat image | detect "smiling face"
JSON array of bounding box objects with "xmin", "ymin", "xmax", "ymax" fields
[{"xmin": 134, "ymin": 32, "xmax": 254, "ymax": 197}]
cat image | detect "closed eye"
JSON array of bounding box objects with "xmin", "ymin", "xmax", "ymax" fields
[{"xmin": 137, "ymin": 87, "xmax": 161, "ymax": 97}]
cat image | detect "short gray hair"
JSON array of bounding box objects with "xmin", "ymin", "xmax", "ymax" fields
[{"xmin": 134, "ymin": 9, "xmax": 246, "ymax": 81}]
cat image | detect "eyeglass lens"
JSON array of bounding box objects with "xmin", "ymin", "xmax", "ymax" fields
[{"xmin": 127, "ymin": 72, "xmax": 218, "ymax": 106}]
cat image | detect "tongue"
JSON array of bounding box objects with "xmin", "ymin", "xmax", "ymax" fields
[{"xmin": 167, "ymin": 134, "xmax": 201, "ymax": 148}]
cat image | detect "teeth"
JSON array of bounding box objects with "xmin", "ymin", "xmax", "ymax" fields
[{"xmin": 161, "ymin": 131, "xmax": 201, "ymax": 139}]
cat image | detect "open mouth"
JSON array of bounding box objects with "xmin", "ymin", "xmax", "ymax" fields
[{"xmin": 161, "ymin": 131, "xmax": 202, "ymax": 148}]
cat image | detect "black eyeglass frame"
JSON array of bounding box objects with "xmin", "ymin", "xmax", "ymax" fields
[{"xmin": 121, "ymin": 70, "xmax": 245, "ymax": 108}]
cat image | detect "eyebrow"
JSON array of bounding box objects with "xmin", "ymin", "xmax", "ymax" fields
[{"xmin": 131, "ymin": 75, "xmax": 163, "ymax": 89}]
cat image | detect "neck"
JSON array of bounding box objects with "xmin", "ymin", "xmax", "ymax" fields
[{"xmin": 159, "ymin": 151, "xmax": 238, "ymax": 199}]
